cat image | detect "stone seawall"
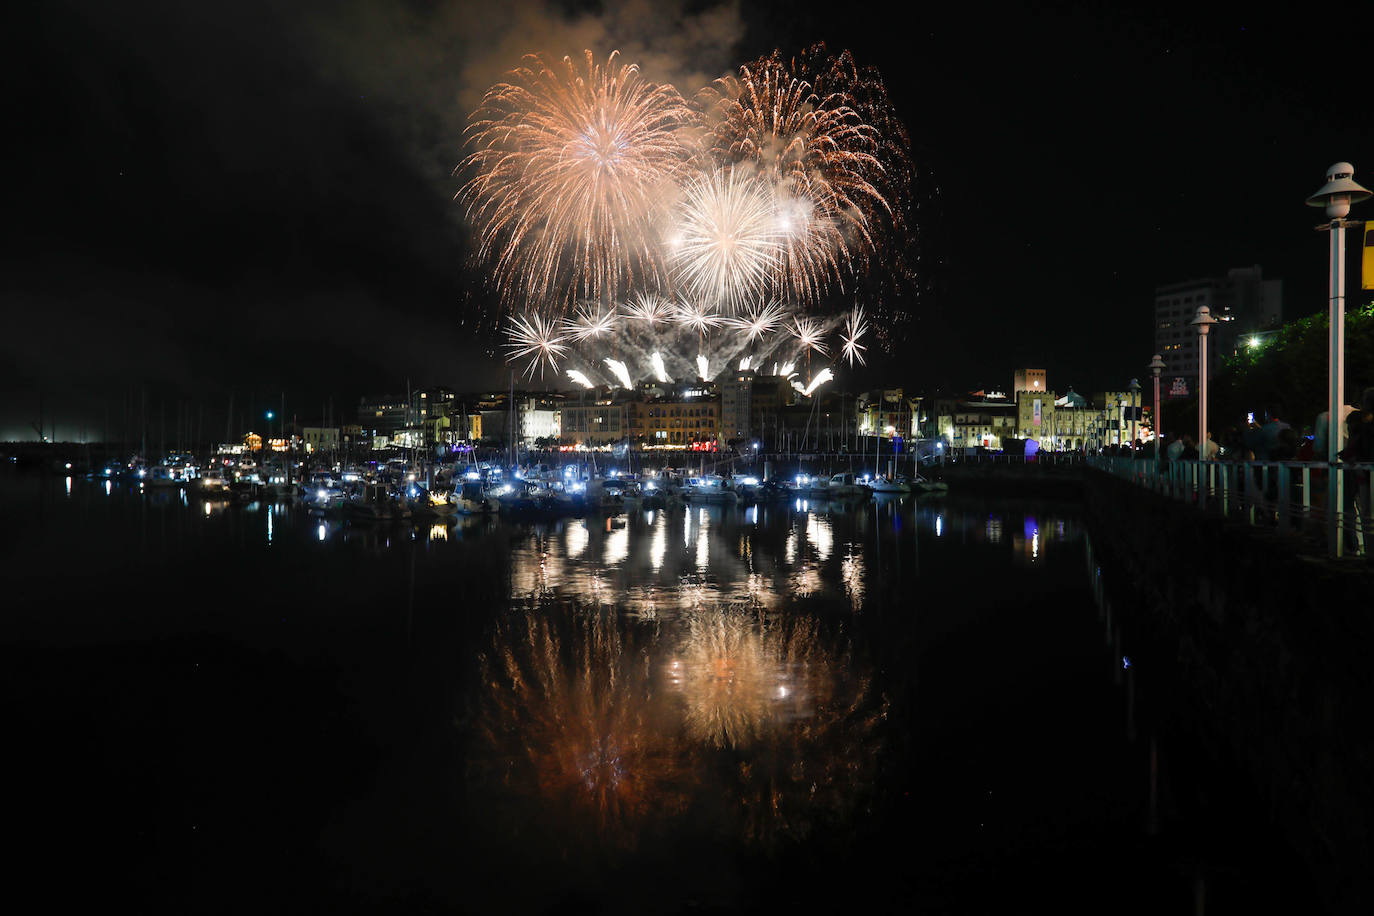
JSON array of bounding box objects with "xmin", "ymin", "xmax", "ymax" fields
[{"xmin": 1084, "ymin": 470, "xmax": 1374, "ymax": 913}]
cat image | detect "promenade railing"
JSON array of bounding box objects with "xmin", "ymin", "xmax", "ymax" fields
[{"xmin": 1089, "ymin": 455, "xmax": 1374, "ymax": 559}]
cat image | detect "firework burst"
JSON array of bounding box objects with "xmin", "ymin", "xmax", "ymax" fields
[
  {"xmin": 789, "ymin": 316, "xmax": 829, "ymax": 358},
  {"xmin": 623, "ymin": 291, "xmax": 675, "ymax": 326},
  {"xmin": 459, "ymin": 51, "xmax": 697, "ymax": 310},
  {"xmin": 672, "ymin": 300, "xmax": 726, "ymax": 337},
  {"xmin": 841, "ymin": 306, "xmax": 869, "ymax": 366},
  {"xmin": 668, "ymin": 169, "xmax": 784, "ymax": 313},
  {"xmin": 699, "ymin": 56, "xmax": 876, "ymax": 303},
  {"xmin": 564, "ymin": 304, "xmax": 619, "ymax": 342},
  {"xmin": 505, "ymin": 313, "xmax": 569, "ymax": 378},
  {"xmin": 726, "ymin": 301, "xmax": 788, "ymax": 344}
]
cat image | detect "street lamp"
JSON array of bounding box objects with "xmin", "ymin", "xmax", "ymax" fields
[
  {"xmin": 1306, "ymin": 161, "xmax": 1370, "ymax": 557},
  {"xmin": 1148, "ymin": 354, "xmax": 1166, "ymax": 473},
  {"xmin": 1128, "ymin": 378, "xmax": 1141, "ymax": 453},
  {"xmin": 1191, "ymin": 305, "xmax": 1217, "ymax": 461}
]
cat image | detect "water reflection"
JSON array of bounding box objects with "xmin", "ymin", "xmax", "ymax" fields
[{"xmin": 475, "ymin": 598, "xmax": 882, "ymax": 853}]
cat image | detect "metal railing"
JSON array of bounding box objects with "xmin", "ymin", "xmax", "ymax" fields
[{"xmin": 1090, "ymin": 456, "xmax": 1374, "ymax": 559}]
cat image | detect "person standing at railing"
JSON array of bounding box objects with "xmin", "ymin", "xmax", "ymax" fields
[
  {"xmin": 1202, "ymin": 431, "xmax": 1221, "ymax": 461},
  {"xmin": 1166, "ymin": 433, "xmax": 1185, "ymax": 464}
]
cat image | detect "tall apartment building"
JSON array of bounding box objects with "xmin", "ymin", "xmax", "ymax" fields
[{"xmin": 1154, "ymin": 266, "xmax": 1282, "ymax": 398}]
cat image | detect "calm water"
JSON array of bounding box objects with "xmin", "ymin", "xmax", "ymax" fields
[{"xmin": 3, "ymin": 472, "xmax": 1315, "ymax": 913}]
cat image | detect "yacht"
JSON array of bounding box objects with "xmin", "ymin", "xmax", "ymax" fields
[
  {"xmin": 684, "ymin": 475, "xmax": 739, "ymax": 504},
  {"xmin": 869, "ymin": 475, "xmax": 911, "ymax": 494}
]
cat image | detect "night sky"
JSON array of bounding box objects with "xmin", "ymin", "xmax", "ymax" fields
[{"xmin": 5, "ymin": 0, "xmax": 1373, "ymax": 441}]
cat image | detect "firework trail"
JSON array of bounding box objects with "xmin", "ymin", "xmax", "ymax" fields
[
  {"xmin": 650, "ymin": 352, "xmax": 672, "ymax": 384},
  {"xmin": 505, "ymin": 313, "xmax": 569, "ymax": 378},
  {"xmin": 567, "ymin": 369, "xmax": 596, "ymax": 389},
  {"xmin": 459, "ymin": 51, "xmax": 697, "ymax": 311},
  {"xmin": 669, "ymin": 168, "xmax": 785, "ymax": 313},
  {"xmin": 803, "ymin": 368, "xmax": 834, "ymax": 396},
  {"xmin": 696, "ymin": 354, "xmax": 710, "ymax": 380},
  {"xmin": 739, "ymin": 355, "xmax": 752, "ymax": 371},
  {"xmin": 604, "ymin": 358, "xmax": 634, "ymax": 389}
]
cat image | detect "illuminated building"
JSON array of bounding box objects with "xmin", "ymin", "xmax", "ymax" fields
[
  {"xmin": 627, "ymin": 384, "xmax": 720, "ymax": 449},
  {"xmin": 1153, "ymin": 266, "xmax": 1282, "ymax": 398}
]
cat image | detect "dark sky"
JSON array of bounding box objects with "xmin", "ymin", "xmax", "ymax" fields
[{"xmin": 5, "ymin": 0, "xmax": 1372, "ymax": 441}]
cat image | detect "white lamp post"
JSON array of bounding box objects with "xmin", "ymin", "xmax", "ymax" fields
[
  {"xmin": 1306, "ymin": 162, "xmax": 1370, "ymax": 557},
  {"xmin": 1191, "ymin": 306, "xmax": 1217, "ymax": 461},
  {"xmin": 1148, "ymin": 355, "xmax": 1165, "ymax": 473},
  {"xmin": 1128, "ymin": 378, "xmax": 1141, "ymax": 453}
]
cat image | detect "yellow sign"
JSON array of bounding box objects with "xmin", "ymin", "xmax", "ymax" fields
[{"xmin": 1364, "ymin": 223, "xmax": 1374, "ymax": 290}]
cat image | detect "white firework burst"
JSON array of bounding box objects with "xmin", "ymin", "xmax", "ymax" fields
[
  {"xmin": 623, "ymin": 292, "xmax": 675, "ymax": 326},
  {"xmin": 564, "ymin": 304, "xmax": 619, "ymax": 342},
  {"xmin": 790, "ymin": 316, "xmax": 830, "ymax": 358},
  {"xmin": 505, "ymin": 314, "xmax": 569, "ymax": 379},
  {"xmin": 673, "ymin": 301, "xmax": 725, "ymax": 337},
  {"xmin": 567, "ymin": 369, "xmax": 595, "ymax": 389},
  {"xmin": 726, "ymin": 301, "xmax": 788, "ymax": 344},
  {"xmin": 841, "ymin": 306, "xmax": 869, "ymax": 366},
  {"xmin": 668, "ymin": 168, "xmax": 784, "ymax": 314}
]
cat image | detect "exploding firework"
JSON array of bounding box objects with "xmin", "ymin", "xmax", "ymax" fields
[
  {"xmin": 726, "ymin": 301, "xmax": 788, "ymax": 345},
  {"xmin": 700, "ymin": 47, "xmax": 892, "ymax": 304},
  {"xmin": 565, "ymin": 304, "xmax": 619, "ymax": 342},
  {"xmin": 459, "ymin": 51, "xmax": 697, "ymax": 310},
  {"xmin": 505, "ymin": 313, "xmax": 569, "ymax": 378},
  {"xmin": 623, "ymin": 291, "xmax": 675, "ymax": 326},
  {"xmin": 668, "ymin": 169, "xmax": 785, "ymax": 313},
  {"xmin": 841, "ymin": 306, "xmax": 869, "ymax": 366},
  {"xmin": 789, "ymin": 316, "xmax": 829, "ymax": 358},
  {"xmin": 672, "ymin": 300, "xmax": 726, "ymax": 337}
]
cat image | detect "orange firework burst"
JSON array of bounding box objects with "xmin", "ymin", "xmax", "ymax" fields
[
  {"xmin": 700, "ymin": 45, "xmax": 900, "ymax": 305},
  {"xmin": 459, "ymin": 51, "xmax": 697, "ymax": 312}
]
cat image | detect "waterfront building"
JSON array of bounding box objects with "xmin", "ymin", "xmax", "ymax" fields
[
  {"xmin": 301, "ymin": 427, "xmax": 340, "ymax": 453},
  {"xmin": 1012, "ymin": 368, "xmax": 1047, "ymax": 394},
  {"xmin": 718, "ymin": 369, "xmax": 791, "ymax": 446},
  {"xmin": 561, "ymin": 392, "xmax": 628, "ymax": 448},
  {"xmin": 934, "ymin": 391, "xmax": 1018, "ymax": 451},
  {"xmin": 1154, "ymin": 265, "xmax": 1282, "ymax": 398},
  {"xmin": 856, "ymin": 389, "xmax": 919, "ymax": 440},
  {"xmin": 627, "ymin": 383, "xmax": 720, "ymax": 449}
]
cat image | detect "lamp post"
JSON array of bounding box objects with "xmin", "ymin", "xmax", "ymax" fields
[
  {"xmin": 1128, "ymin": 378, "xmax": 1141, "ymax": 454},
  {"xmin": 1306, "ymin": 162, "xmax": 1371, "ymax": 558},
  {"xmin": 1148, "ymin": 355, "xmax": 1165, "ymax": 474},
  {"xmin": 1190, "ymin": 306, "xmax": 1217, "ymax": 461}
]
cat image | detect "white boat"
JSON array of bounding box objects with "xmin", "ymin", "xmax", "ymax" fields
[
  {"xmin": 196, "ymin": 467, "xmax": 233, "ymax": 495},
  {"xmin": 818, "ymin": 472, "xmax": 868, "ymax": 499},
  {"xmin": 869, "ymin": 475, "xmax": 911, "ymax": 494},
  {"xmin": 684, "ymin": 475, "xmax": 739, "ymax": 504}
]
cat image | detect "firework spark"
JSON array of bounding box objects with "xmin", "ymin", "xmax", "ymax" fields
[
  {"xmin": 604, "ymin": 358, "xmax": 634, "ymax": 390},
  {"xmin": 789, "ymin": 316, "xmax": 829, "ymax": 358},
  {"xmin": 726, "ymin": 301, "xmax": 788, "ymax": 344},
  {"xmin": 696, "ymin": 354, "xmax": 710, "ymax": 380},
  {"xmin": 669, "ymin": 169, "xmax": 784, "ymax": 313},
  {"xmin": 505, "ymin": 314, "xmax": 569, "ymax": 378},
  {"xmin": 459, "ymin": 51, "xmax": 697, "ymax": 309},
  {"xmin": 567, "ymin": 369, "xmax": 595, "ymax": 389},
  {"xmin": 841, "ymin": 306, "xmax": 869, "ymax": 366},
  {"xmin": 565, "ymin": 304, "xmax": 619, "ymax": 342},
  {"xmin": 739, "ymin": 356, "xmax": 752, "ymax": 371}
]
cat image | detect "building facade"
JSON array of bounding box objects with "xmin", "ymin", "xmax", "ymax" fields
[{"xmin": 1154, "ymin": 266, "xmax": 1282, "ymax": 398}]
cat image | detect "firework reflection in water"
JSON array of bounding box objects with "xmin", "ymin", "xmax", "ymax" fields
[{"xmin": 475, "ymin": 596, "xmax": 883, "ymax": 852}]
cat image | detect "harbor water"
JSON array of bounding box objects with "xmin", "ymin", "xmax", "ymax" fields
[{"xmin": 3, "ymin": 470, "xmax": 1317, "ymax": 913}]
